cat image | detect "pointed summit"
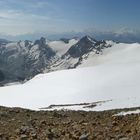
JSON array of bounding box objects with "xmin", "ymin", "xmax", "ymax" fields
[
  {"xmin": 34, "ymin": 37, "xmax": 46, "ymax": 46},
  {"xmin": 65, "ymin": 35, "xmax": 98, "ymax": 58},
  {"xmin": 80, "ymin": 35, "xmax": 97, "ymax": 44}
]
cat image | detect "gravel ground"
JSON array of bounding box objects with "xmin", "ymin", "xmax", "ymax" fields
[{"xmin": 0, "ymin": 106, "xmax": 140, "ymax": 140}]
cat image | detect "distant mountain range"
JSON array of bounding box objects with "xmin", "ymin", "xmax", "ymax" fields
[
  {"xmin": 0, "ymin": 35, "xmax": 115, "ymax": 86},
  {"xmin": 1, "ymin": 29, "xmax": 140, "ymax": 43}
]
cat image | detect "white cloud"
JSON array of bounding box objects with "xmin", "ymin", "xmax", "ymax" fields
[
  {"xmin": 0, "ymin": 0, "xmax": 60, "ymax": 35},
  {"xmin": 0, "ymin": 0, "xmax": 87, "ymax": 36},
  {"xmin": 0, "ymin": 9, "xmax": 54, "ymax": 35},
  {"xmin": 26, "ymin": 1, "xmax": 50, "ymax": 9}
]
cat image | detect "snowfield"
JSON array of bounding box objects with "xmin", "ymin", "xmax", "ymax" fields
[
  {"xmin": 0, "ymin": 42, "xmax": 140, "ymax": 111},
  {"xmin": 115, "ymin": 109, "xmax": 140, "ymax": 116}
]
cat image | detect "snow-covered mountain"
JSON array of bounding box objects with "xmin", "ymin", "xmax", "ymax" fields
[
  {"xmin": 0, "ymin": 37, "xmax": 56, "ymax": 84},
  {"xmin": 65, "ymin": 36, "xmax": 99, "ymax": 58},
  {"xmin": 50, "ymin": 36, "xmax": 114, "ymax": 71},
  {"xmin": 0, "ymin": 41, "xmax": 140, "ymax": 111},
  {"xmin": 0, "ymin": 35, "xmax": 114, "ymax": 85},
  {"xmin": 0, "ymin": 38, "xmax": 11, "ymax": 46}
]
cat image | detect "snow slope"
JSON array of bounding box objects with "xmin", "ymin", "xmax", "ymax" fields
[
  {"xmin": 48, "ymin": 39, "xmax": 78, "ymax": 56},
  {"xmin": 0, "ymin": 43, "xmax": 140, "ymax": 111},
  {"xmin": 115, "ymin": 109, "xmax": 140, "ymax": 116},
  {"xmin": 78, "ymin": 42, "xmax": 140, "ymax": 67}
]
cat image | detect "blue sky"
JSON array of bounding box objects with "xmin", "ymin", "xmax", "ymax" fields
[{"xmin": 0, "ymin": 0, "xmax": 140, "ymax": 36}]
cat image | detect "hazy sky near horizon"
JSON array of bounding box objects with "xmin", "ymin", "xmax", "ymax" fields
[{"xmin": 0, "ymin": 0, "xmax": 140, "ymax": 36}]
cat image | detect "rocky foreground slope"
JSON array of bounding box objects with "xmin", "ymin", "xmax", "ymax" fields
[{"xmin": 0, "ymin": 106, "xmax": 140, "ymax": 140}]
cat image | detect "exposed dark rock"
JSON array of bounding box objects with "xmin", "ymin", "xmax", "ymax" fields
[
  {"xmin": 46, "ymin": 128, "xmax": 54, "ymax": 139},
  {"xmin": 63, "ymin": 36, "xmax": 111, "ymax": 59},
  {"xmin": 65, "ymin": 36, "xmax": 97, "ymax": 58},
  {"xmin": 60, "ymin": 38, "xmax": 70, "ymax": 43},
  {"xmin": 0, "ymin": 70, "xmax": 5, "ymax": 82}
]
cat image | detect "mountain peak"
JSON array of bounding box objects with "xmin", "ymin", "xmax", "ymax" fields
[
  {"xmin": 80, "ymin": 35, "xmax": 97, "ymax": 43},
  {"xmin": 64, "ymin": 35, "xmax": 98, "ymax": 58},
  {"xmin": 34, "ymin": 37, "xmax": 47, "ymax": 46}
]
